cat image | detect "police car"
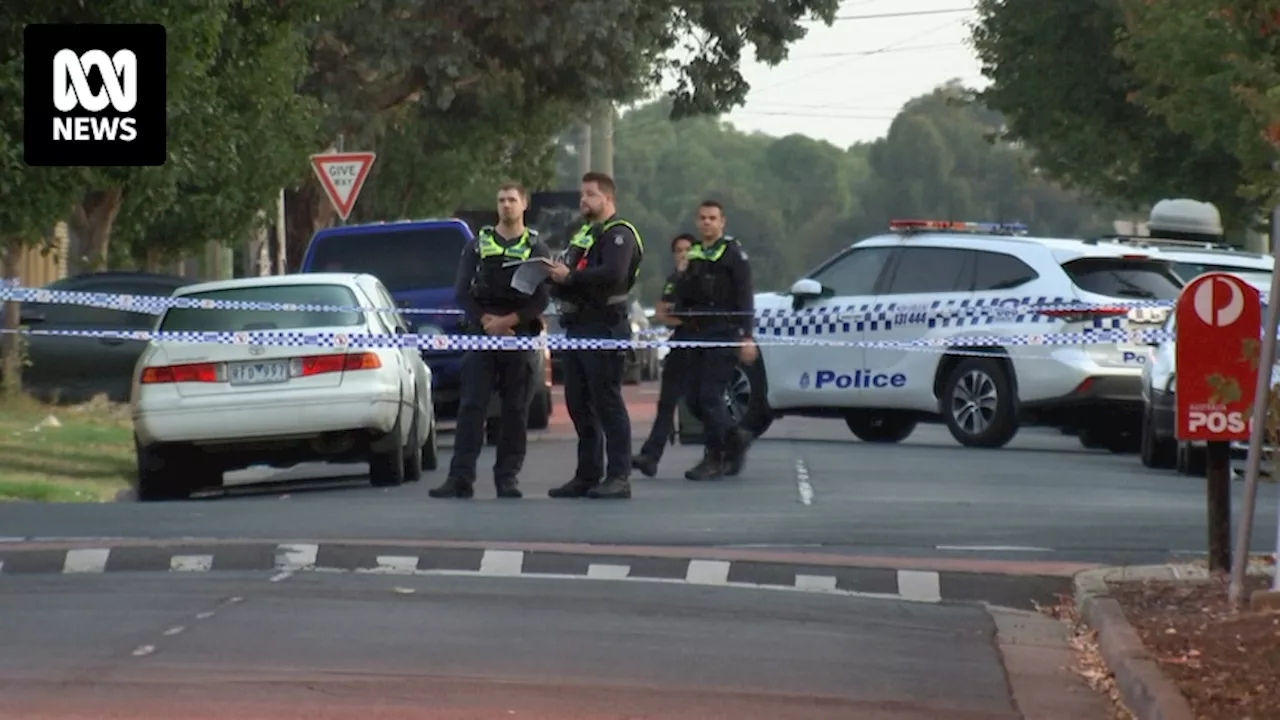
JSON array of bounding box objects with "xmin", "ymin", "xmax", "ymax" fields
[
  {"xmin": 1089, "ymin": 236, "xmax": 1273, "ymax": 282},
  {"xmin": 733, "ymin": 219, "xmax": 1186, "ymax": 450}
]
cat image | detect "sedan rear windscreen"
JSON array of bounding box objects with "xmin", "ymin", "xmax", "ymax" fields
[
  {"xmin": 159, "ymin": 285, "xmax": 364, "ymax": 332},
  {"xmin": 306, "ymin": 227, "xmax": 468, "ymax": 292}
]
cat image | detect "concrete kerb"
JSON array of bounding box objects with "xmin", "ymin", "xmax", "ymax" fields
[{"xmin": 1071, "ymin": 565, "xmax": 1201, "ymax": 720}]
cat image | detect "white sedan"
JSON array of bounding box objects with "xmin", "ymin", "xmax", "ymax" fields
[{"xmin": 131, "ymin": 273, "xmax": 436, "ymax": 500}]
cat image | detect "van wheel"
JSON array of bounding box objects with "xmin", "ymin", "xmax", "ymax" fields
[
  {"xmin": 422, "ymin": 419, "xmax": 439, "ymax": 471},
  {"xmin": 941, "ymin": 357, "xmax": 1018, "ymax": 448},
  {"xmin": 1140, "ymin": 405, "xmax": 1176, "ymax": 469},
  {"xmin": 402, "ymin": 408, "xmax": 424, "ymax": 483},
  {"xmin": 846, "ymin": 413, "xmax": 917, "ymax": 443},
  {"xmin": 734, "ymin": 359, "xmax": 773, "ymax": 438},
  {"xmin": 134, "ymin": 439, "xmax": 204, "ymax": 501}
]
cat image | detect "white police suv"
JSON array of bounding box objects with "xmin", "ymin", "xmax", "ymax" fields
[
  {"xmin": 732, "ymin": 219, "xmax": 1186, "ymax": 450},
  {"xmin": 1090, "ymin": 236, "xmax": 1273, "ymax": 282}
]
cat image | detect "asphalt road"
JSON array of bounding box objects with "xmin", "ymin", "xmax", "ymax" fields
[
  {"xmin": 0, "ymin": 571, "xmax": 1104, "ymax": 720},
  {"xmin": 0, "ymin": 382, "xmax": 1275, "ymax": 567}
]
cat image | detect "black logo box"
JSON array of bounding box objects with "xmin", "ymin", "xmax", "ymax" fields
[{"xmin": 23, "ymin": 24, "xmax": 167, "ymax": 167}]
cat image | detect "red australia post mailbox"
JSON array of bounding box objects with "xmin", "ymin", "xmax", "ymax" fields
[{"xmin": 1175, "ymin": 272, "xmax": 1263, "ymax": 441}]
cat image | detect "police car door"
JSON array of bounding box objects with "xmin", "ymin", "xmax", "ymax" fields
[
  {"xmin": 778, "ymin": 245, "xmax": 896, "ymax": 406},
  {"xmin": 862, "ymin": 246, "xmax": 977, "ymax": 408}
]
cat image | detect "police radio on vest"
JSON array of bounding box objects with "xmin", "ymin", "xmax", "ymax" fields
[{"xmin": 1187, "ymin": 410, "xmax": 1248, "ymax": 434}]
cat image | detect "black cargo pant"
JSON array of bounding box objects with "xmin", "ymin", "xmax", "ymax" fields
[
  {"xmin": 448, "ymin": 348, "xmax": 533, "ymax": 486},
  {"xmin": 685, "ymin": 345, "xmax": 739, "ymax": 453},
  {"xmin": 562, "ymin": 318, "xmax": 632, "ymax": 481},
  {"xmin": 637, "ymin": 346, "xmax": 690, "ymax": 462}
]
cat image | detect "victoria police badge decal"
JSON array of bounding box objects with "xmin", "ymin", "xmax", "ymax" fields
[{"xmin": 23, "ymin": 23, "xmax": 167, "ymax": 167}]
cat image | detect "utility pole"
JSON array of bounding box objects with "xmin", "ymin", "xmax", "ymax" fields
[
  {"xmin": 597, "ymin": 101, "xmax": 614, "ymax": 177},
  {"xmin": 576, "ymin": 120, "xmax": 592, "ymax": 176}
]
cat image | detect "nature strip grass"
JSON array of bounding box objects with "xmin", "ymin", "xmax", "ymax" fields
[{"xmin": 0, "ymin": 397, "xmax": 133, "ymax": 502}]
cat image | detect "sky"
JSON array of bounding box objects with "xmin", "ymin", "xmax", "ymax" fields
[{"xmin": 722, "ymin": 0, "xmax": 985, "ymax": 149}]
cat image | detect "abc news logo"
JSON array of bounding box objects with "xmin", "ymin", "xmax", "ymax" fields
[{"xmin": 23, "ymin": 24, "xmax": 167, "ymax": 167}]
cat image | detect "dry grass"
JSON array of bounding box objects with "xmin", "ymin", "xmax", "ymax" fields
[{"xmin": 0, "ymin": 394, "xmax": 133, "ymax": 502}]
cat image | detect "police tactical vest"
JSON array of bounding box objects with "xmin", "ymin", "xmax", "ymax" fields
[
  {"xmin": 471, "ymin": 226, "xmax": 534, "ymax": 308},
  {"xmin": 680, "ymin": 235, "xmax": 736, "ymax": 310},
  {"xmin": 566, "ymin": 219, "xmax": 645, "ymax": 285}
]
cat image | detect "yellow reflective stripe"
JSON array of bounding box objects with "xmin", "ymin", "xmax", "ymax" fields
[
  {"xmin": 688, "ymin": 238, "xmax": 728, "ymax": 262},
  {"xmin": 602, "ymin": 219, "xmax": 644, "ymax": 254},
  {"xmin": 477, "ymin": 229, "xmax": 531, "ymax": 259}
]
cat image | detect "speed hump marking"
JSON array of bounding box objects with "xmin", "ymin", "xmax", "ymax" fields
[{"xmin": 1174, "ymin": 272, "xmax": 1263, "ymax": 442}]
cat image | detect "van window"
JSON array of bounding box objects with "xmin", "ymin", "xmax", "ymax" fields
[
  {"xmin": 306, "ymin": 226, "xmax": 468, "ymax": 292},
  {"xmin": 160, "ymin": 284, "xmax": 363, "ymax": 332},
  {"xmin": 1061, "ymin": 258, "xmax": 1182, "ymax": 300},
  {"xmin": 1170, "ymin": 262, "xmax": 1272, "ymax": 283}
]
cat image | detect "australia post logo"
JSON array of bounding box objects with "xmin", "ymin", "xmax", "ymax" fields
[{"xmin": 23, "ymin": 24, "xmax": 167, "ymax": 167}]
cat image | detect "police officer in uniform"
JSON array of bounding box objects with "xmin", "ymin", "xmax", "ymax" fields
[
  {"xmin": 632, "ymin": 233, "xmax": 695, "ymax": 477},
  {"xmin": 674, "ymin": 200, "xmax": 757, "ymax": 481},
  {"xmin": 545, "ymin": 172, "xmax": 644, "ymax": 500},
  {"xmin": 430, "ymin": 182, "xmax": 550, "ymax": 499}
]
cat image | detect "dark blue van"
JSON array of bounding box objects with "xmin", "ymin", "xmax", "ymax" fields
[{"xmin": 300, "ymin": 219, "xmax": 471, "ymax": 415}]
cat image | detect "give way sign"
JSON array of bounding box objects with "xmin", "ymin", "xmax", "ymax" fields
[
  {"xmin": 310, "ymin": 152, "xmax": 376, "ymax": 221},
  {"xmin": 1175, "ymin": 271, "xmax": 1263, "ymax": 441}
]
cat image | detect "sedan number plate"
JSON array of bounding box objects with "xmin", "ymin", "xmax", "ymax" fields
[{"xmin": 228, "ymin": 360, "xmax": 289, "ymax": 385}]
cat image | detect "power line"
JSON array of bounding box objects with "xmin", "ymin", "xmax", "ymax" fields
[
  {"xmin": 806, "ymin": 7, "xmax": 975, "ymax": 22},
  {"xmin": 733, "ymin": 110, "xmax": 896, "ymax": 120},
  {"xmin": 786, "ymin": 42, "xmax": 963, "ymax": 60}
]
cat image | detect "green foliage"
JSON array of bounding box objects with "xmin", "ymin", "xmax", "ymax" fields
[
  {"xmin": 970, "ymin": 0, "xmax": 1254, "ymax": 233},
  {"xmin": 1116, "ymin": 0, "xmax": 1280, "ymax": 209},
  {"xmin": 588, "ymin": 84, "xmax": 1115, "ymax": 303}
]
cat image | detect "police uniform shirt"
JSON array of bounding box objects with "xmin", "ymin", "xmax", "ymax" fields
[
  {"xmin": 562, "ymin": 215, "xmax": 642, "ymax": 298},
  {"xmin": 453, "ymin": 227, "xmax": 551, "ymax": 332},
  {"xmin": 676, "ymin": 235, "xmax": 754, "ymax": 339}
]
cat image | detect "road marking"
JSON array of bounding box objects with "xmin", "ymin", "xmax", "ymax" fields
[
  {"xmin": 169, "ymin": 554, "xmax": 213, "ymax": 572},
  {"xmin": 794, "ymin": 574, "xmax": 838, "ymax": 591},
  {"xmin": 896, "ymin": 570, "xmax": 942, "ymax": 603},
  {"xmin": 269, "ymin": 571, "xmax": 293, "ymax": 582},
  {"xmin": 586, "ymin": 563, "xmax": 631, "ymax": 579},
  {"xmin": 0, "ymin": 537, "xmax": 26, "ymax": 543},
  {"xmin": 62, "ymin": 548, "xmax": 109, "ymax": 574},
  {"xmin": 162, "ymin": 626, "xmax": 185, "ymax": 637},
  {"xmin": 478, "ymin": 550, "xmax": 524, "ymax": 575},
  {"xmin": 685, "ymin": 559, "xmax": 731, "ymax": 585},
  {"xmin": 375, "ymin": 555, "xmax": 420, "ymax": 573},
  {"xmin": 0, "ymin": 560, "xmax": 4, "ymax": 573},
  {"xmin": 131, "ymin": 645, "xmax": 156, "ymax": 657},
  {"xmin": 194, "ymin": 611, "xmax": 215, "ymax": 620},
  {"xmin": 274, "ymin": 543, "xmax": 318, "ymax": 570},
  {"xmin": 935, "ymin": 545, "xmax": 1054, "ymax": 553},
  {"xmin": 794, "ymin": 459, "xmax": 813, "ymax": 505}
]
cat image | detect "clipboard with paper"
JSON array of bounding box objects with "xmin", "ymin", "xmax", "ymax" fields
[{"xmin": 504, "ymin": 257, "xmax": 556, "ymax": 295}]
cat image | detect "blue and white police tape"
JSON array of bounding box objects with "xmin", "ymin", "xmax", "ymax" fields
[{"xmin": 0, "ymin": 326, "xmax": 1176, "ymax": 351}]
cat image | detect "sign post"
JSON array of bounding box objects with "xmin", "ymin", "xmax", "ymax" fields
[
  {"xmin": 1175, "ymin": 272, "xmax": 1263, "ymax": 573},
  {"xmin": 310, "ymin": 152, "xmax": 376, "ymax": 225}
]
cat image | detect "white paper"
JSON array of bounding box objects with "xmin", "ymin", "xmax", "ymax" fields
[{"xmin": 510, "ymin": 260, "xmax": 552, "ymax": 295}]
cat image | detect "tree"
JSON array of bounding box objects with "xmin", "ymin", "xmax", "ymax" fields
[
  {"xmin": 282, "ymin": 0, "xmax": 842, "ymax": 267},
  {"xmin": 0, "ymin": 35, "xmax": 85, "ymax": 397},
  {"xmin": 970, "ymin": 0, "xmax": 1255, "ymax": 234},
  {"xmin": 1117, "ymin": 0, "xmax": 1280, "ymax": 211}
]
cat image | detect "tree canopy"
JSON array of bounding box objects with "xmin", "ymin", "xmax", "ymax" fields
[
  {"xmin": 570, "ymin": 83, "xmax": 1116, "ymax": 303},
  {"xmin": 971, "ymin": 0, "xmax": 1277, "ymax": 234}
]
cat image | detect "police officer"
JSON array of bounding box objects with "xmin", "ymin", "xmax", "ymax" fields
[
  {"xmin": 632, "ymin": 233, "xmax": 695, "ymax": 477},
  {"xmin": 674, "ymin": 200, "xmax": 757, "ymax": 481},
  {"xmin": 545, "ymin": 172, "xmax": 644, "ymax": 500},
  {"xmin": 429, "ymin": 182, "xmax": 550, "ymax": 499}
]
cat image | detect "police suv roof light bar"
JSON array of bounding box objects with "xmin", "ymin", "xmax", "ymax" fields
[{"xmin": 888, "ymin": 219, "xmax": 1029, "ymax": 236}]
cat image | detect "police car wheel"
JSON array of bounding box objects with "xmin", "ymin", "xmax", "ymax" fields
[
  {"xmin": 1140, "ymin": 405, "xmax": 1176, "ymax": 469},
  {"xmin": 734, "ymin": 359, "xmax": 773, "ymax": 437},
  {"xmin": 941, "ymin": 357, "xmax": 1018, "ymax": 448},
  {"xmin": 845, "ymin": 413, "xmax": 917, "ymax": 443}
]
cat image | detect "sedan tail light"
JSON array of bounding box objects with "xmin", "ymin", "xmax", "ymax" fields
[
  {"xmin": 140, "ymin": 362, "xmax": 223, "ymax": 384},
  {"xmin": 295, "ymin": 352, "xmax": 381, "ymax": 377}
]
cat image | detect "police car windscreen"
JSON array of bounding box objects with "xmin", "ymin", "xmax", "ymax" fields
[
  {"xmin": 160, "ymin": 284, "xmax": 364, "ymax": 332},
  {"xmin": 1061, "ymin": 258, "xmax": 1182, "ymax": 299},
  {"xmin": 307, "ymin": 227, "xmax": 467, "ymax": 292}
]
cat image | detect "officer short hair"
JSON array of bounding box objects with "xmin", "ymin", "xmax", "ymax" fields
[
  {"xmin": 497, "ymin": 181, "xmax": 526, "ymax": 199},
  {"xmin": 671, "ymin": 233, "xmax": 695, "ymax": 252},
  {"xmin": 581, "ymin": 172, "xmax": 616, "ymax": 197},
  {"xmin": 698, "ymin": 200, "xmax": 724, "ymax": 216}
]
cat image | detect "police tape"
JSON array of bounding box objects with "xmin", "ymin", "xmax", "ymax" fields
[{"xmin": 0, "ymin": 326, "xmax": 1176, "ymax": 351}]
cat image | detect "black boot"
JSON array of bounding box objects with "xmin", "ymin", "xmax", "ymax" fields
[
  {"xmin": 684, "ymin": 450, "xmax": 724, "ymax": 481},
  {"xmin": 428, "ymin": 477, "xmax": 474, "ymax": 499},
  {"xmin": 495, "ymin": 478, "xmax": 523, "ymax": 499},
  {"xmin": 588, "ymin": 476, "xmax": 632, "ymax": 499},
  {"xmin": 723, "ymin": 429, "xmax": 754, "ymax": 477},
  {"xmin": 548, "ymin": 478, "xmax": 598, "ymax": 498},
  {"xmin": 631, "ymin": 454, "xmax": 658, "ymax": 478}
]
